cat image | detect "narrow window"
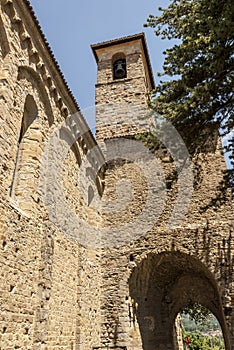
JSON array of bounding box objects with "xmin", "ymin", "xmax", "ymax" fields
[
  {"xmin": 18, "ymin": 95, "xmax": 38, "ymax": 144},
  {"xmin": 10, "ymin": 95, "xmax": 38, "ymax": 198}
]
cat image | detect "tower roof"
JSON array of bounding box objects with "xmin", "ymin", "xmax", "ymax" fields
[{"xmin": 91, "ymin": 33, "xmax": 155, "ymax": 90}]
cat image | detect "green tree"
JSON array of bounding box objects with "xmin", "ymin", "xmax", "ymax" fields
[
  {"xmin": 183, "ymin": 332, "xmax": 224, "ymax": 350},
  {"xmin": 144, "ymin": 0, "xmax": 234, "ymax": 161},
  {"xmin": 183, "ymin": 303, "xmax": 211, "ymax": 325}
]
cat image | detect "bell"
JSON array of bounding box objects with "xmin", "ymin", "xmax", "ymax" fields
[{"xmin": 114, "ymin": 60, "xmax": 126, "ymax": 79}]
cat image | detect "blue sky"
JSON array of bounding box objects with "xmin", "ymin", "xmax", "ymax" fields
[
  {"xmin": 29, "ymin": 1, "xmax": 232, "ymax": 168},
  {"xmin": 29, "ymin": 0, "xmax": 170, "ymax": 111}
]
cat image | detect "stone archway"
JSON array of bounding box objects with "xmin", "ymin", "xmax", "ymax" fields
[{"xmin": 129, "ymin": 251, "xmax": 230, "ymax": 350}]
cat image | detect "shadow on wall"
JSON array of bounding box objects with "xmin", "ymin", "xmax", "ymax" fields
[{"xmin": 0, "ymin": 13, "xmax": 10, "ymax": 58}]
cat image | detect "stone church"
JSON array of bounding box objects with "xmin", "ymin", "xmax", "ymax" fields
[{"xmin": 0, "ymin": 0, "xmax": 233, "ymax": 349}]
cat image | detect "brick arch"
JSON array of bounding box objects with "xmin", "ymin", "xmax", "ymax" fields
[
  {"xmin": 129, "ymin": 251, "xmax": 231, "ymax": 350},
  {"xmin": 0, "ymin": 14, "xmax": 10, "ymax": 58},
  {"xmin": 17, "ymin": 65, "xmax": 54, "ymax": 126}
]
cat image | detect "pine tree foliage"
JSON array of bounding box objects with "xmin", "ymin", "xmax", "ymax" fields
[{"xmin": 145, "ymin": 0, "xmax": 234, "ymax": 161}]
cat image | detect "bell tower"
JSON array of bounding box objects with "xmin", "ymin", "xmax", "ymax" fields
[{"xmin": 91, "ymin": 33, "xmax": 155, "ymax": 140}]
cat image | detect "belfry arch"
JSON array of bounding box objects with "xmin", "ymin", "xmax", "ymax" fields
[{"xmin": 129, "ymin": 251, "xmax": 231, "ymax": 350}]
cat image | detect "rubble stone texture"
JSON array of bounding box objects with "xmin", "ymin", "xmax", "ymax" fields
[{"xmin": 0, "ymin": 1, "xmax": 233, "ymax": 350}]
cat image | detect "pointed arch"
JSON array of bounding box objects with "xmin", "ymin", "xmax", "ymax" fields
[{"xmin": 17, "ymin": 66, "xmax": 54, "ymax": 126}]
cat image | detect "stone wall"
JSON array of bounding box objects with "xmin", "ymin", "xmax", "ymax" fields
[
  {"xmin": 94, "ymin": 38, "xmax": 153, "ymax": 141},
  {"xmin": 93, "ymin": 34, "xmax": 234, "ymax": 350},
  {"xmin": 0, "ymin": 1, "xmax": 103, "ymax": 349},
  {"xmin": 96, "ymin": 113, "xmax": 234, "ymax": 348},
  {"xmin": 0, "ymin": 1, "xmax": 233, "ymax": 349}
]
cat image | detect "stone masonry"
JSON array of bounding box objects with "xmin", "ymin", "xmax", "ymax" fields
[
  {"xmin": 0, "ymin": 1, "xmax": 103, "ymax": 348},
  {"xmin": 92, "ymin": 34, "xmax": 234, "ymax": 350},
  {"xmin": 0, "ymin": 1, "xmax": 234, "ymax": 350}
]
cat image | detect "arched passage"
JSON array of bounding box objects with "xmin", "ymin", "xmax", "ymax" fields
[{"xmin": 129, "ymin": 252, "xmax": 231, "ymax": 350}]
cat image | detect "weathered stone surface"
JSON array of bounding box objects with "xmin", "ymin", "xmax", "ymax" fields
[
  {"xmin": 0, "ymin": 1, "xmax": 103, "ymax": 349},
  {"xmin": 93, "ymin": 34, "xmax": 234, "ymax": 350},
  {"xmin": 0, "ymin": 2, "xmax": 233, "ymax": 350}
]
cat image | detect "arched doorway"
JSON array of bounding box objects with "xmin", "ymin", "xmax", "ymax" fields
[{"xmin": 129, "ymin": 252, "xmax": 230, "ymax": 350}]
